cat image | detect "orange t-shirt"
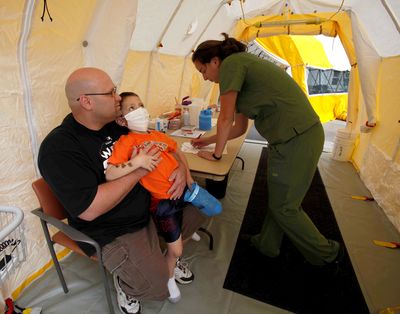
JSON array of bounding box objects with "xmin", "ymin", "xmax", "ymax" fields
[{"xmin": 108, "ymin": 130, "xmax": 178, "ymax": 199}]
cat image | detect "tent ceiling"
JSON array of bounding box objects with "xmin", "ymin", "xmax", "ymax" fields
[
  {"xmin": 130, "ymin": 0, "xmax": 238, "ymax": 56},
  {"xmin": 129, "ymin": 0, "xmax": 400, "ymax": 57}
]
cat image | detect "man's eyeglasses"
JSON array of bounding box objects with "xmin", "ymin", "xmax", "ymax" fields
[{"xmin": 76, "ymin": 86, "xmax": 117, "ymax": 101}]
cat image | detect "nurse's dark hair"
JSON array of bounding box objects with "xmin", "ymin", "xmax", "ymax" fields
[
  {"xmin": 192, "ymin": 33, "xmax": 247, "ymax": 64},
  {"xmin": 119, "ymin": 91, "xmax": 138, "ymax": 101}
]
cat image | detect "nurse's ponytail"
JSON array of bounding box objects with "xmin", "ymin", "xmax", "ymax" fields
[{"xmin": 192, "ymin": 33, "xmax": 246, "ymax": 63}]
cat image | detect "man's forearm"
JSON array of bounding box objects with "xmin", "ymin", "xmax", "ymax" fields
[{"xmin": 79, "ymin": 169, "xmax": 145, "ymax": 221}]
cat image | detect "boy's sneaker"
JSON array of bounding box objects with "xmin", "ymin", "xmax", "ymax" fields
[
  {"xmin": 191, "ymin": 232, "xmax": 201, "ymax": 241},
  {"xmin": 113, "ymin": 274, "xmax": 141, "ymax": 314},
  {"xmin": 174, "ymin": 257, "xmax": 194, "ymax": 284}
]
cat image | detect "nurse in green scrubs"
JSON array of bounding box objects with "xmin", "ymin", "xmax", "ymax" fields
[{"xmin": 191, "ymin": 33, "xmax": 341, "ymax": 266}]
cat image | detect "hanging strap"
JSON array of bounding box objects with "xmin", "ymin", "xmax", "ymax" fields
[{"xmin": 41, "ymin": 0, "xmax": 53, "ymax": 22}]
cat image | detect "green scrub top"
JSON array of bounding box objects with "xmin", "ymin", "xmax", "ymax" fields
[{"xmin": 219, "ymin": 52, "xmax": 320, "ymax": 145}]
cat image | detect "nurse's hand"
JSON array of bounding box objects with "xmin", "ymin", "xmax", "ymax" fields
[
  {"xmin": 197, "ymin": 151, "xmax": 220, "ymax": 161},
  {"xmin": 191, "ymin": 136, "xmax": 210, "ymax": 148}
]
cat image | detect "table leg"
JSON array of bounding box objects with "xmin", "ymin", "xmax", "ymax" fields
[{"xmin": 205, "ymin": 173, "xmax": 229, "ymax": 199}]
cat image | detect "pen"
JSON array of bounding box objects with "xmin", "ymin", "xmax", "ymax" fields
[{"xmin": 351, "ymin": 195, "xmax": 374, "ymax": 201}]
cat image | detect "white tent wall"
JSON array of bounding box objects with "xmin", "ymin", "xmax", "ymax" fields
[
  {"xmin": 120, "ymin": 51, "xmax": 194, "ymax": 118},
  {"xmin": 349, "ymin": 10, "xmax": 380, "ymax": 127},
  {"xmin": 1, "ymin": 0, "xmax": 400, "ymax": 309},
  {"xmin": 358, "ymin": 55, "xmax": 400, "ymax": 231},
  {"xmin": 120, "ymin": 51, "xmax": 218, "ymax": 118}
]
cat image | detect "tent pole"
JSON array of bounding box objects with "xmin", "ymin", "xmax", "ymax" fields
[
  {"xmin": 155, "ymin": 0, "xmax": 185, "ymax": 49},
  {"xmin": 189, "ymin": 0, "xmax": 229, "ymax": 53},
  {"xmin": 380, "ymin": 0, "xmax": 400, "ymax": 34}
]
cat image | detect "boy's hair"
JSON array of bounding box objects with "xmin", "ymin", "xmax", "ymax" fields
[{"xmin": 119, "ymin": 91, "xmax": 139, "ymax": 101}]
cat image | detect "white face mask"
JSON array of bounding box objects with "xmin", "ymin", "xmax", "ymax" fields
[{"xmin": 124, "ymin": 107, "xmax": 149, "ymax": 132}]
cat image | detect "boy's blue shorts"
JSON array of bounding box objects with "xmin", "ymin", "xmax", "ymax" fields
[{"xmin": 153, "ymin": 196, "xmax": 185, "ymax": 243}]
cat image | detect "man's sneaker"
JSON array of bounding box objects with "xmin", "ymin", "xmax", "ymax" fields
[
  {"xmin": 113, "ymin": 274, "xmax": 141, "ymax": 314},
  {"xmin": 174, "ymin": 257, "xmax": 194, "ymax": 285}
]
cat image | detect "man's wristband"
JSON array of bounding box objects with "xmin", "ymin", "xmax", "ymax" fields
[{"xmin": 212, "ymin": 153, "xmax": 222, "ymax": 160}]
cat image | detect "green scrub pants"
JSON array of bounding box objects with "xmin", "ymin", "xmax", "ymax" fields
[{"xmin": 251, "ymin": 122, "xmax": 339, "ymax": 266}]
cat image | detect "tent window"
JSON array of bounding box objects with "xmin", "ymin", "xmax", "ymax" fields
[
  {"xmin": 307, "ymin": 68, "xmax": 349, "ymax": 94},
  {"xmin": 247, "ymin": 41, "xmax": 289, "ymax": 70}
]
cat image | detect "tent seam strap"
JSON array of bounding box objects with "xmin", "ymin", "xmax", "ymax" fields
[{"xmin": 18, "ymin": 0, "xmax": 39, "ymax": 177}]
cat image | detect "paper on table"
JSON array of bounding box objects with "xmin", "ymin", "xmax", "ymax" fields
[
  {"xmin": 170, "ymin": 129, "xmax": 206, "ymax": 138},
  {"xmin": 181, "ymin": 142, "xmax": 228, "ymax": 154}
]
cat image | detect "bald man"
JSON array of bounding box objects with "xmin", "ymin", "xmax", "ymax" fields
[{"xmin": 38, "ymin": 67, "xmax": 207, "ymax": 314}]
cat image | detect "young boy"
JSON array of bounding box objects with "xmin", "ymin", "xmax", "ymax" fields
[{"xmin": 106, "ymin": 92, "xmax": 221, "ymax": 303}]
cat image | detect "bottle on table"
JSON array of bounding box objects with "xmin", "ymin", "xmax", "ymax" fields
[
  {"xmin": 199, "ymin": 109, "xmax": 212, "ymax": 131},
  {"xmin": 183, "ymin": 108, "xmax": 190, "ymax": 126}
]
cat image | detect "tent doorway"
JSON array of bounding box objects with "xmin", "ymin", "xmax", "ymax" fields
[{"xmin": 245, "ymin": 35, "xmax": 350, "ymax": 150}]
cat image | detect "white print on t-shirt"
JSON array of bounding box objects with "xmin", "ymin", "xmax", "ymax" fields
[
  {"xmin": 101, "ymin": 137, "xmax": 117, "ymax": 171},
  {"xmin": 101, "ymin": 146, "xmax": 113, "ymax": 170}
]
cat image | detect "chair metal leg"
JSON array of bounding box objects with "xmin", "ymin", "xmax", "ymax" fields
[
  {"xmin": 93, "ymin": 245, "xmax": 115, "ymax": 314},
  {"xmin": 96, "ymin": 252, "xmax": 115, "ymax": 314},
  {"xmin": 236, "ymin": 156, "xmax": 245, "ymax": 170},
  {"xmin": 39, "ymin": 219, "xmax": 68, "ymax": 293},
  {"xmin": 198, "ymin": 227, "xmax": 214, "ymax": 250}
]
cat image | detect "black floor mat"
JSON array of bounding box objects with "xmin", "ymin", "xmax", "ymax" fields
[{"xmin": 223, "ymin": 147, "xmax": 369, "ymax": 314}]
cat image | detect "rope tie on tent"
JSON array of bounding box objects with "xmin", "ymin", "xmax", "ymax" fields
[
  {"xmin": 239, "ymin": 0, "xmax": 253, "ymax": 26},
  {"xmin": 326, "ymin": 0, "xmax": 344, "ymax": 22},
  {"xmin": 41, "ymin": 0, "xmax": 53, "ymax": 22}
]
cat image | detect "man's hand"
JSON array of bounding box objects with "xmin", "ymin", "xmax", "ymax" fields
[
  {"xmin": 116, "ymin": 116, "xmax": 128, "ymax": 127},
  {"xmin": 187, "ymin": 174, "xmax": 195, "ymax": 188},
  {"xmin": 168, "ymin": 163, "xmax": 186, "ymax": 200},
  {"xmin": 130, "ymin": 146, "xmax": 161, "ymax": 172},
  {"xmin": 130, "ymin": 143, "xmax": 162, "ymax": 174}
]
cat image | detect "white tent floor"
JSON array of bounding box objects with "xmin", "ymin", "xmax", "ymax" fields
[{"xmin": 16, "ymin": 121, "xmax": 400, "ymax": 314}]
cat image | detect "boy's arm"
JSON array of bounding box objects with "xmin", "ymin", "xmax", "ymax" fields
[
  {"xmin": 105, "ymin": 160, "xmax": 142, "ymax": 181},
  {"xmin": 105, "ymin": 146, "xmax": 161, "ymax": 181}
]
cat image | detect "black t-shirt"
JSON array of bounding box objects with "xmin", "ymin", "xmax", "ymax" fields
[{"xmin": 38, "ymin": 114, "xmax": 150, "ymax": 256}]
